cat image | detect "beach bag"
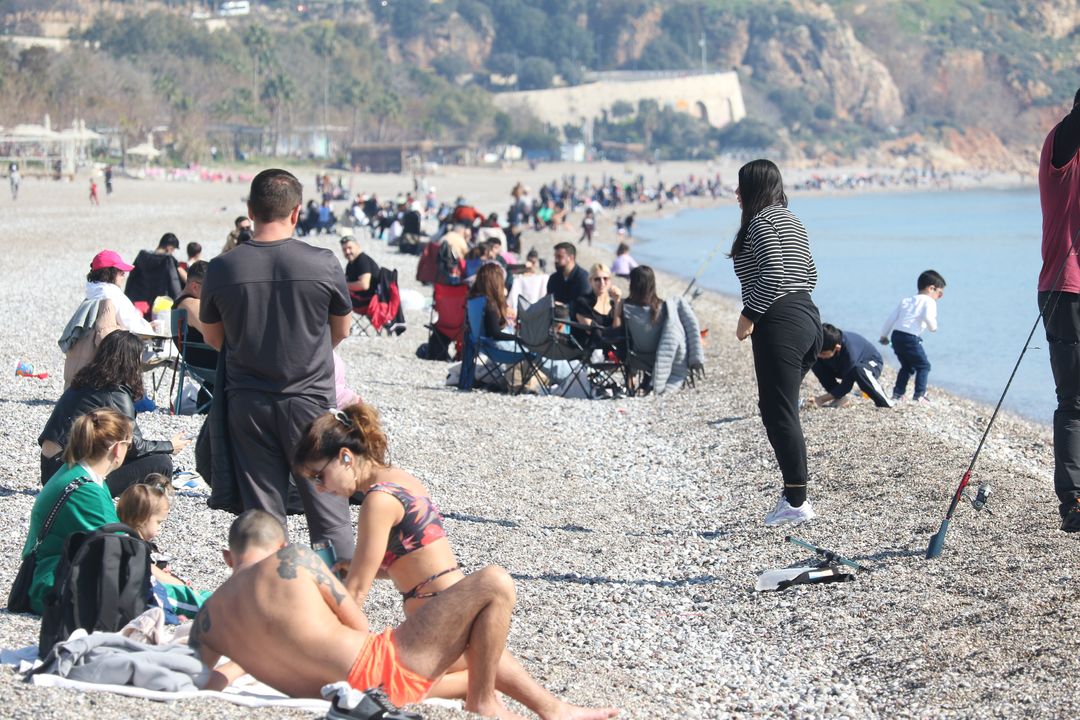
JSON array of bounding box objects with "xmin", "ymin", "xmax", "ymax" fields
[
  {"xmin": 7, "ymin": 478, "xmax": 91, "ymax": 613},
  {"xmin": 38, "ymin": 523, "xmax": 152, "ymax": 658}
]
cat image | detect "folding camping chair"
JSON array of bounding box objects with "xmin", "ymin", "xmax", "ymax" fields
[
  {"xmin": 460, "ymin": 296, "xmax": 542, "ymax": 393},
  {"xmin": 515, "ymin": 295, "xmax": 594, "ymax": 398},
  {"xmin": 351, "ymin": 267, "xmax": 406, "ymax": 337},
  {"xmin": 168, "ymin": 308, "xmax": 217, "ymax": 415},
  {"xmin": 621, "ymin": 303, "xmax": 665, "ymax": 396},
  {"xmin": 424, "ymin": 282, "xmax": 468, "ymax": 360}
]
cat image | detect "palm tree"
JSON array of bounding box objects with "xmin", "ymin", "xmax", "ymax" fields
[
  {"xmin": 243, "ymin": 23, "xmax": 274, "ymax": 105},
  {"xmin": 261, "ymin": 72, "xmax": 296, "ymax": 155}
]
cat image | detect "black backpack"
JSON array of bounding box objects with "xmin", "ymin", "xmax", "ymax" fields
[{"xmin": 38, "ymin": 523, "xmax": 152, "ymax": 658}]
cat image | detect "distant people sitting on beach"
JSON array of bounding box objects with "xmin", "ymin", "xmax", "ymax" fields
[
  {"xmin": 450, "ymin": 197, "xmax": 483, "ymax": 228},
  {"xmin": 547, "ymin": 241, "xmax": 591, "ymax": 306},
  {"xmin": 507, "ymin": 248, "xmax": 548, "ymax": 309},
  {"xmin": 39, "ymin": 331, "xmax": 190, "ymax": 495},
  {"xmin": 437, "ymin": 227, "xmax": 470, "ymax": 284},
  {"xmin": 124, "ymin": 233, "xmax": 185, "ymax": 316},
  {"xmin": 879, "ymin": 269, "xmax": 945, "ymax": 403},
  {"xmin": 398, "ymin": 205, "xmax": 425, "ymax": 255},
  {"xmin": 731, "ymin": 159, "xmax": 822, "ymax": 527},
  {"xmin": 182, "ymin": 242, "xmax": 202, "ymax": 271},
  {"xmin": 20, "ymin": 409, "xmax": 131, "ymax": 615},
  {"xmin": 172, "ymin": 260, "xmax": 218, "ymax": 371},
  {"xmin": 611, "ymin": 242, "xmax": 639, "ymax": 278},
  {"xmin": 117, "ymin": 474, "xmax": 211, "ymax": 623},
  {"xmin": 469, "ymin": 263, "xmax": 517, "ymax": 351},
  {"xmin": 811, "ymin": 323, "xmax": 892, "ymax": 408},
  {"xmin": 291, "ymin": 406, "xmax": 620, "ymax": 717},
  {"xmin": 339, "ymin": 235, "xmax": 380, "ymax": 309},
  {"xmin": 59, "ymin": 249, "xmax": 153, "ymax": 386},
  {"xmin": 571, "ymin": 263, "xmax": 622, "ymax": 349},
  {"xmin": 221, "ymin": 216, "xmax": 253, "ymax": 255}
]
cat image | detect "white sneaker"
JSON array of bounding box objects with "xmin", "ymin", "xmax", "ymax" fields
[{"xmin": 764, "ymin": 496, "xmax": 817, "ymax": 526}]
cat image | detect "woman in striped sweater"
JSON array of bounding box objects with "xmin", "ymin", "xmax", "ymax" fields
[{"xmin": 731, "ymin": 159, "xmax": 823, "ymax": 525}]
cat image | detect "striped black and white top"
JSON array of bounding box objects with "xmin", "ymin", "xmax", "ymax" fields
[{"xmin": 733, "ymin": 204, "xmax": 817, "ymax": 322}]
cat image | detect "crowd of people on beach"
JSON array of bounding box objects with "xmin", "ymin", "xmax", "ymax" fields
[
  {"xmin": 14, "ymin": 80, "xmax": 1080, "ymax": 716},
  {"xmin": 15, "ymin": 168, "xmax": 644, "ymax": 719}
]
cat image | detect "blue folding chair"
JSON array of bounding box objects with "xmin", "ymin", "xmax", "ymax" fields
[
  {"xmin": 168, "ymin": 308, "xmax": 217, "ymax": 414},
  {"xmin": 460, "ymin": 296, "xmax": 538, "ymax": 393}
]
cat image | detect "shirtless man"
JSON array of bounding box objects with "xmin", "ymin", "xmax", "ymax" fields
[{"xmin": 192, "ymin": 511, "xmax": 616, "ymax": 719}]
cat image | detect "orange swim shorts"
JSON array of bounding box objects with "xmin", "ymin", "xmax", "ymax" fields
[{"xmin": 347, "ymin": 628, "xmax": 436, "ymax": 706}]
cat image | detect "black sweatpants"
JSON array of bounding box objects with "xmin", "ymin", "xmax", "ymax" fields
[
  {"xmin": 750, "ymin": 292, "xmax": 823, "ymax": 506},
  {"xmin": 40, "ymin": 451, "xmax": 173, "ymax": 498},
  {"xmin": 1040, "ymin": 291, "xmax": 1080, "ymax": 515},
  {"xmin": 227, "ymin": 389, "xmax": 355, "ymax": 561}
]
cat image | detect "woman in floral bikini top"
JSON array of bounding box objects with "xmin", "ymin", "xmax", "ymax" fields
[{"xmin": 295, "ymin": 405, "xmax": 617, "ymax": 720}]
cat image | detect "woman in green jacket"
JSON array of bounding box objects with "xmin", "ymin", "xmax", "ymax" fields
[{"xmin": 21, "ymin": 408, "xmax": 132, "ymax": 614}]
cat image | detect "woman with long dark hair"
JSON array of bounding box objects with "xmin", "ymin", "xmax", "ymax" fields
[
  {"xmin": 731, "ymin": 159, "xmax": 823, "ymax": 525},
  {"xmin": 38, "ymin": 330, "xmax": 190, "ymax": 496}
]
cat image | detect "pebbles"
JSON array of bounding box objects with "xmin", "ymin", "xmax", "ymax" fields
[{"xmin": 0, "ymin": 168, "xmax": 1070, "ymax": 718}]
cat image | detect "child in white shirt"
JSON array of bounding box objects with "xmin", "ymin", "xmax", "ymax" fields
[{"xmin": 880, "ymin": 270, "xmax": 946, "ymax": 402}]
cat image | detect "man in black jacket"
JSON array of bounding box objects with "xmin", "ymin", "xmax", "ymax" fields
[{"xmin": 124, "ymin": 233, "xmax": 184, "ymax": 316}]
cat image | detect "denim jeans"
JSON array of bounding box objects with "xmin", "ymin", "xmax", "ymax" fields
[{"xmin": 890, "ymin": 330, "xmax": 931, "ymax": 399}]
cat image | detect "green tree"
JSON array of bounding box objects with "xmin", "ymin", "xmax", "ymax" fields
[
  {"xmin": 517, "ymin": 56, "xmax": 555, "ymax": 90},
  {"xmin": 261, "ymin": 71, "xmax": 296, "ymax": 154},
  {"xmin": 243, "ymin": 23, "xmax": 274, "ymax": 106}
]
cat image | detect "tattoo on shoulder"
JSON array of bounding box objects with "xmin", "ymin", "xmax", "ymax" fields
[
  {"xmin": 190, "ymin": 606, "xmax": 211, "ymax": 651},
  {"xmin": 276, "ymin": 545, "xmax": 345, "ymax": 605}
]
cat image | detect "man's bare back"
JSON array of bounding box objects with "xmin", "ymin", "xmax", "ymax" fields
[{"xmin": 190, "ymin": 544, "xmax": 368, "ymax": 697}]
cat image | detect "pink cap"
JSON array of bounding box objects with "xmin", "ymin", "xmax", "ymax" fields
[{"xmin": 91, "ymin": 250, "xmax": 134, "ymax": 272}]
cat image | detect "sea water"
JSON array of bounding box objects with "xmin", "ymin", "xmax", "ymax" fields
[{"xmin": 633, "ymin": 188, "xmax": 1055, "ymax": 422}]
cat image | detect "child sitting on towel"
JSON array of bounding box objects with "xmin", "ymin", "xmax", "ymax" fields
[{"xmin": 117, "ymin": 474, "xmax": 211, "ymax": 623}]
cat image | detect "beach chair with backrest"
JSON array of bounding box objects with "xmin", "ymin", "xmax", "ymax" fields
[
  {"xmin": 352, "ymin": 267, "xmax": 406, "ymax": 337},
  {"xmin": 169, "ymin": 308, "xmax": 216, "ymax": 415},
  {"xmin": 515, "ymin": 295, "xmax": 594, "ymax": 398},
  {"xmin": 424, "ymin": 282, "xmax": 468, "ymax": 360},
  {"xmin": 622, "ymin": 303, "xmax": 666, "ymax": 395},
  {"xmin": 460, "ymin": 296, "xmax": 541, "ymax": 394}
]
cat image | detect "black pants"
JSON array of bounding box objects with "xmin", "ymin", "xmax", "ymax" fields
[
  {"xmin": 226, "ymin": 389, "xmax": 355, "ymax": 561},
  {"xmin": 40, "ymin": 452, "xmax": 173, "ymax": 499},
  {"xmin": 1040, "ymin": 291, "xmax": 1080, "ymax": 515},
  {"xmin": 750, "ymin": 292, "xmax": 823, "ymax": 503}
]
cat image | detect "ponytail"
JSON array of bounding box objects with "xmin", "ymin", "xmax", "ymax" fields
[
  {"xmin": 63, "ymin": 408, "xmax": 132, "ymax": 466},
  {"xmin": 293, "ymin": 403, "xmax": 389, "ymax": 470}
]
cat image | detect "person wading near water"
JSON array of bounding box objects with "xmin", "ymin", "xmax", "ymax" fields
[
  {"xmin": 1038, "ymin": 87, "xmax": 1080, "ymax": 533},
  {"xmin": 730, "ymin": 159, "xmax": 823, "ymax": 526}
]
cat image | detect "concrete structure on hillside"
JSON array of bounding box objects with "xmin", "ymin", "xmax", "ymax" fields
[{"xmin": 492, "ymin": 70, "xmax": 746, "ymax": 139}]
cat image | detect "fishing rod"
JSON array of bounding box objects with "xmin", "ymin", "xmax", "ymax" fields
[
  {"xmin": 926, "ymin": 225, "xmax": 1080, "ymax": 559},
  {"xmin": 683, "ymin": 228, "xmax": 735, "ymax": 299}
]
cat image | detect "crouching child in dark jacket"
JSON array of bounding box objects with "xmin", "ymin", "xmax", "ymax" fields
[{"xmin": 811, "ymin": 323, "xmax": 894, "ymax": 408}]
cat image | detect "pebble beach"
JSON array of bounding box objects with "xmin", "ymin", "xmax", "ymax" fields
[{"xmin": 0, "ymin": 162, "xmax": 1074, "ymax": 719}]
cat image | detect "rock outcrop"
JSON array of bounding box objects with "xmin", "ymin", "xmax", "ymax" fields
[{"xmin": 739, "ymin": 5, "xmax": 903, "ymax": 129}]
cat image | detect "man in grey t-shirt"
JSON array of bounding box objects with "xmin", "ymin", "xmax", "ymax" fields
[{"xmin": 201, "ymin": 168, "xmax": 354, "ymax": 559}]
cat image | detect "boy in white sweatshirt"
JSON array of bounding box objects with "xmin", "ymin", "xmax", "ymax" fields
[{"xmin": 880, "ymin": 269, "xmax": 946, "ymax": 402}]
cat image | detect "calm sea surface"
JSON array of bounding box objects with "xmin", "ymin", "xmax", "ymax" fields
[{"xmin": 634, "ymin": 188, "xmax": 1054, "ymax": 422}]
